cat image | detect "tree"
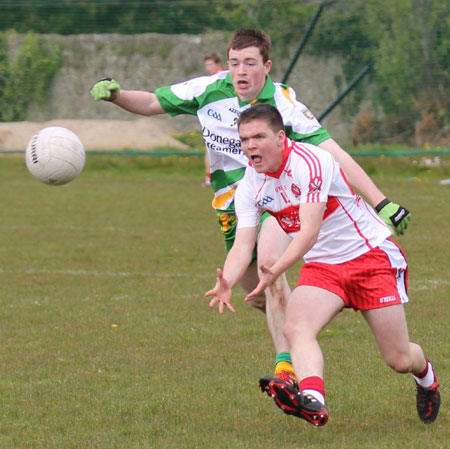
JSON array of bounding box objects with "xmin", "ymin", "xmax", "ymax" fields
[
  {"xmin": 364, "ymin": 0, "xmax": 450, "ymax": 140},
  {"xmin": 309, "ymin": 0, "xmax": 449, "ymax": 142}
]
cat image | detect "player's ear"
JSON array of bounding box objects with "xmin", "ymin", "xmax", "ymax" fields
[
  {"xmin": 264, "ymin": 59, "xmax": 272, "ymax": 75},
  {"xmin": 277, "ymin": 129, "xmax": 286, "ymax": 145}
]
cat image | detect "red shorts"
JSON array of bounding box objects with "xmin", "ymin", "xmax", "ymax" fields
[{"xmin": 296, "ymin": 240, "xmax": 409, "ymax": 311}]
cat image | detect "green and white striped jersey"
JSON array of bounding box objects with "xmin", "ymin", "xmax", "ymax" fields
[{"xmin": 156, "ymin": 71, "xmax": 330, "ymax": 211}]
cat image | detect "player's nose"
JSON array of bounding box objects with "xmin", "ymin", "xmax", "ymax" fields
[
  {"xmin": 247, "ymin": 138, "xmax": 259, "ymax": 149},
  {"xmin": 237, "ymin": 63, "xmax": 247, "ymax": 74}
]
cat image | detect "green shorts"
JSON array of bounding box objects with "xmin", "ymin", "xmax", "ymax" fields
[{"xmin": 216, "ymin": 210, "xmax": 271, "ymax": 264}]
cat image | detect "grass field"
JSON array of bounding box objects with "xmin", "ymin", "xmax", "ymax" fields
[{"xmin": 0, "ymin": 154, "xmax": 448, "ymax": 449}]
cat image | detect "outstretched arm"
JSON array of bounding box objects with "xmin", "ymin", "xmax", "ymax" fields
[
  {"xmin": 90, "ymin": 78, "xmax": 166, "ymax": 116},
  {"xmin": 205, "ymin": 226, "xmax": 257, "ymax": 314},
  {"xmin": 318, "ymin": 138, "xmax": 411, "ymax": 235},
  {"xmin": 318, "ymin": 138, "xmax": 384, "ymax": 205},
  {"xmin": 112, "ymin": 90, "xmax": 166, "ymax": 116}
]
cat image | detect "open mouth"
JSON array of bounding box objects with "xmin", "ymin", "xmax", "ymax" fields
[{"xmin": 251, "ymin": 155, "xmax": 262, "ymax": 164}]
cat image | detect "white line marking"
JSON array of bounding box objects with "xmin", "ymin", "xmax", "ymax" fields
[{"xmin": 0, "ymin": 268, "xmax": 210, "ymax": 279}]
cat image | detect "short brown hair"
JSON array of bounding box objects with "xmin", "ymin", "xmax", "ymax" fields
[
  {"xmin": 227, "ymin": 29, "xmax": 271, "ymax": 63},
  {"xmin": 203, "ymin": 52, "xmax": 222, "ymax": 64},
  {"xmin": 237, "ymin": 104, "xmax": 284, "ymax": 134}
]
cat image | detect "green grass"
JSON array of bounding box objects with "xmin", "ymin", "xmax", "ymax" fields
[{"xmin": 0, "ymin": 154, "xmax": 448, "ymax": 449}]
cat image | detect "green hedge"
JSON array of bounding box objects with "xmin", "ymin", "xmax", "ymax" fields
[{"xmin": 0, "ymin": 31, "xmax": 62, "ymax": 122}]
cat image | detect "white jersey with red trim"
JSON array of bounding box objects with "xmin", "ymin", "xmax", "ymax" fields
[{"xmin": 235, "ymin": 139, "xmax": 391, "ymax": 264}]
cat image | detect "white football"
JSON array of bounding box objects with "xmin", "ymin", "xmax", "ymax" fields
[{"xmin": 25, "ymin": 126, "xmax": 85, "ymax": 185}]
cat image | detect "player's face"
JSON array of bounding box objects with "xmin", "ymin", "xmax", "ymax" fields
[
  {"xmin": 204, "ymin": 59, "xmax": 221, "ymax": 75},
  {"xmin": 228, "ymin": 47, "xmax": 271, "ymax": 102},
  {"xmin": 239, "ymin": 119, "xmax": 285, "ymax": 173}
]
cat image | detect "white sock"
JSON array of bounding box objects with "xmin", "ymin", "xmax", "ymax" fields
[
  {"xmin": 303, "ymin": 389, "xmax": 325, "ymax": 406},
  {"xmin": 413, "ymin": 362, "xmax": 435, "ymax": 388}
]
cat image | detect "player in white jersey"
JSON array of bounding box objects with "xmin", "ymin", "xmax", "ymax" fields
[
  {"xmin": 235, "ymin": 139, "xmax": 392, "ymax": 264},
  {"xmin": 206, "ymin": 104, "xmax": 440, "ymax": 426},
  {"xmin": 201, "ymin": 52, "xmax": 227, "ymax": 187},
  {"xmin": 90, "ymin": 29, "xmax": 412, "ymax": 390}
]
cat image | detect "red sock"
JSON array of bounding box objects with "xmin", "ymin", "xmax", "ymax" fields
[
  {"xmin": 415, "ymin": 357, "xmax": 429, "ymax": 379},
  {"xmin": 299, "ymin": 376, "xmax": 325, "ymax": 397}
]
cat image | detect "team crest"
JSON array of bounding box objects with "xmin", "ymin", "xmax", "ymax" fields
[
  {"xmin": 291, "ymin": 184, "xmax": 301, "ymax": 197},
  {"xmin": 302, "ymin": 108, "xmax": 315, "ymax": 120}
]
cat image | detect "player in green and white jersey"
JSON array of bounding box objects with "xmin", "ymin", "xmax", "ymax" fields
[
  {"xmin": 90, "ymin": 29, "xmax": 411, "ymax": 388},
  {"xmin": 156, "ymin": 70, "xmax": 329, "ymax": 212}
]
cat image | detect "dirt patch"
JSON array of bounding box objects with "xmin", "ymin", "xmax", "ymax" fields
[{"xmin": 0, "ymin": 117, "xmax": 189, "ymax": 151}]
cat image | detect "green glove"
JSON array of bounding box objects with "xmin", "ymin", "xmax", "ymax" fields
[
  {"xmin": 375, "ymin": 198, "xmax": 411, "ymax": 236},
  {"xmin": 90, "ymin": 78, "xmax": 120, "ymax": 101}
]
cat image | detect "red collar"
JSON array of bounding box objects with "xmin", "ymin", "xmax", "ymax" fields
[{"xmin": 264, "ymin": 138, "xmax": 294, "ymax": 178}]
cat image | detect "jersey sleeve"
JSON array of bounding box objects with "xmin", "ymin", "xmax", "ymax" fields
[
  {"xmin": 155, "ymin": 85, "xmax": 199, "ymax": 117},
  {"xmin": 156, "ymin": 74, "xmax": 222, "ymax": 116},
  {"xmin": 235, "ymin": 174, "xmax": 261, "ymax": 229},
  {"xmin": 293, "ymin": 144, "xmax": 336, "ymax": 204},
  {"xmin": 275, "ymin": 85, "xmax": 331, "ymax": 146}
]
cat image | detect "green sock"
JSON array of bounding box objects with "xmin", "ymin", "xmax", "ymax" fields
[{"xmin": 275, "ymin": 352, "xmax": 292, "ymax": 364}]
